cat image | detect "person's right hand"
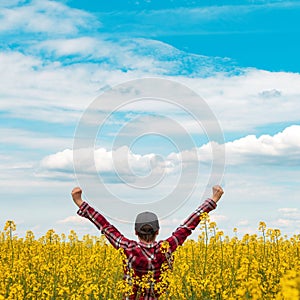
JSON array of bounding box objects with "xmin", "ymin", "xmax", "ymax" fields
[
  {"xmin": 211, "ymin": 185, "xmax": 224, "ymax": 203},
  {"xmin": 71, "ymin": 187, "xmax": 83, "ymax": 207}
]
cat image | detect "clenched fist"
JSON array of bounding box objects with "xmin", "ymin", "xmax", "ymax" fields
[
  {"xmin": 211, "ymin": 185, "xmax": 224, "ymax": 203},
  {"xmin": 71, "ymin": 187, "xmax": 83, "ymax": 207}
]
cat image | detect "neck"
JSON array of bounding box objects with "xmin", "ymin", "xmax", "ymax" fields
[{"xmin": 139, "ymin": 238, "xmax": 155, "ymax": 244}]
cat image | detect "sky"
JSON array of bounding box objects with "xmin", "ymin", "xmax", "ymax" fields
[{"xmin": 1, "ymin": 0, "xmax": 300, "ymax": 240}]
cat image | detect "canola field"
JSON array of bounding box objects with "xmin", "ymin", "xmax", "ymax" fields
[{"xmin": 1, "ymin": 218, "xmax": 299, "ymax": 300}]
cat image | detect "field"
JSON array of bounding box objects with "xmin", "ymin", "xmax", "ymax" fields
[{"xmin": 1, "ymin": 218, "xmax": 299, "ymax": 300}]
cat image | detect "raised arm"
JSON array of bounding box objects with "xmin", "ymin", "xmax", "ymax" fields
[
  {"xmin": 71, "ymin": 187, "xmax": 132, "ymax": 250},
  {"xmin": 166, "ymin": 185, "xmax": 224, "ymax": 252}
]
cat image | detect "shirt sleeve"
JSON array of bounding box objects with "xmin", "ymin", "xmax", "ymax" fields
[
  {"xmin": 77, "ymin": 202, "xmax": 132, "ymax": 250},
  {"xmin": 165, "ymin": 198, "xmax": 217, "ymax": 253}
]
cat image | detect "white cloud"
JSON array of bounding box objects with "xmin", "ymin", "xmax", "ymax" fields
[
  {"xmin": 1, "ymin": 1, "xmax": 300, "ymax": 133},
  {"xmin": 36, "ymin": 37, "xmax": 114, "ymax": 57},
  {"xmin": 35, "ymin": 37, "xmax": 201, "ymax": 75},
  {"xmin": 274, "ymin": 218, "xmax": 292, "ymax": 227},
  {"xmin": 1, "ymin": 0, "xmax": 299, "ymax": 240},
  {"xmin": 41, "ymin": 149, "xmax": 73, "ymax": 170},
  {"xmin": 277, "ymin": 208, "xmax": 300, "ymax": 220},
  {"xmin": 270, "ymin": 217, "xmax": 300, "ymax": 233},
  {"xmin": 57, "ymin": 215, "xmax": 89, "ymax": 225},
  {"xmin": 160, "ymin": 218, "xmax": 182, "ymax": 226},
  {"xmin": 185, "ymin": 70, "xmax": 300, "ymax": 132},
  {"xmin": 259, "ymin": 89, "xmax": 281, "ymax": 98},
  {"xmin": 237, "ymin": 219, "xmax": 249, "ymax": 226},
  {"xmin": 0, "ymin": 0, "xmax": 25, "ymax": 7},
  {"xmin": 0, "ymin": 50, "xmax": 100, "ymax": 122},
  {"xmin": 0, "ymin": 128, "xmax": 72, "ymax": 151},
  {"xmin": 39, "ymin": 125, "xmax": 300, "ymax": 181},
  {"xmin": 1, "ymin": 38, "xmax": 300, "ymax": 133},
  {"xmin": 223, "ymin": 125, "xmax": 300, "ymax": 165},
  {"xmin": 175, "ymin": 125, "xmax": 300, "ymax": 166},
  {"xmin": 0, "ymin": 0, "xmax": 99, "ymax": 34},
  {"xmin": 278, "ymin": 208, "xmax": 298, "ymax": 213},
  {"xmin": 210, "ymin": 214, "xmax": 229, "ymax": 223},
  {"xmin": 40, "ymin": 146, "xmax": 171, "ymax": 180}
]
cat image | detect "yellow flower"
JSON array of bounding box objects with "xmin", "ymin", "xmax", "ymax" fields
[
  {"xmin": 160, "ymin": 240, "xmax": 170, "ymax": 254},
  {"xmin": 1, "ymin": 219, "xmax": 299, "ymax": 299},
  {"xmin": 258, "ymin": 221, "xmax": 266, "ymax": 231}
]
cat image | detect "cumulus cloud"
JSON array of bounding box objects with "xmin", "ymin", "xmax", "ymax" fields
[
  {"xmin": 39, "ymin": 125, "xmax": 300, "ymax": 182},
  {"xmin": 40, "ymin": 146, "xmax": 173, "ymax": 182},
  {"xmin": 41, "ymin": 149, "xmax": 74, "ymax": 171},
  {"xmin": 223, "ymin": 125, "xmax": 300, "ymax": 165},
  {"xmin": 178, "ymin": 125, "xmax": 300, "ymax": 166}
]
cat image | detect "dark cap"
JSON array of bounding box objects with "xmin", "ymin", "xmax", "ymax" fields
[{"xmin": 135, "ymin": 211, "xmax": 159, "ymax": 234}]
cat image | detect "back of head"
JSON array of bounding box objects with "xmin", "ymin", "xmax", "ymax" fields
[{"xmin": 135, "ymin": 211, "xmax": 159, "ymax": 243}]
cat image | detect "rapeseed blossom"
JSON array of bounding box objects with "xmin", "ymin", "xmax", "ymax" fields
[{"xmin": 0, "ymin": 220, "xmax": 299, "ymax": 299}]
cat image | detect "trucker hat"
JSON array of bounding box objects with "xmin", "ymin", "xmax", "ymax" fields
[{"xmin": 135, "ymin": 211, "xmax": 160, "ymax": 234}]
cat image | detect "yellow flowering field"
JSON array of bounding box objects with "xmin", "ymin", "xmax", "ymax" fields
[{"xmin": 1, "ymin": 219, "xmax": 299, "ymax": 300}]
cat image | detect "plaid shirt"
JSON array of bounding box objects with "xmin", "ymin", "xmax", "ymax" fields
[{"xmin": 77, "ymin": 198, "xmax": 217, "ymax": 299}]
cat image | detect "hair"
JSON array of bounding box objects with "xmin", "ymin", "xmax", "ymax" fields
[{"xmin": 137, "ymin": 224, "xmax": 158, "ymax": 243}]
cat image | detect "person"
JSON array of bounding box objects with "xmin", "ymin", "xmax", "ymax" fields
[{"xmin": 72, "ymin": 185, "xmax": 224, "ymax": 299}]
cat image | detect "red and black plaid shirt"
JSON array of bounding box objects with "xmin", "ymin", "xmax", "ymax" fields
[{"xmin": 77, "ymin": 198, "xmax": 217, "ymax": 299}]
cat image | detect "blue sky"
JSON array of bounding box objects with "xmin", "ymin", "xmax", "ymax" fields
[{"xmin": 1, "ymin": 0, "xmax": 300, "ymax": 239}]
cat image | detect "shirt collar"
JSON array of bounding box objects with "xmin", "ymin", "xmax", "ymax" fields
[{"xmin": 138, "ymin": 240, "xmax": 157, "ymax": 248}]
